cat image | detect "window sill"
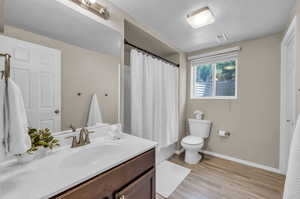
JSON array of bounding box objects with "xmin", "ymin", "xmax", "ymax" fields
[{"xmin": 190, "ymin": 96, "xmax": 238, "ymax": 100}]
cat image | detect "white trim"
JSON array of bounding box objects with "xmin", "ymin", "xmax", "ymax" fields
[
  {"xmin": 280, "ymin": 16, "xmax": 297, "ymax": 174},
  {"xmin": 190, "ymin": 96, "xmax": 237, "ymax": 100},
  {"xmin": 201, "ymin": 150, "xmax": 284, "ymax": 175},
  {"xmin": 188, "ymin": 46, "xmax": 241, "ymax": 61},
  {"xmin": 56, "ymin": 50, "xmax": 62, "ymax": 131},
  {"xmin": 118, "ymin": 63, "xmax": 122, "ymax": 123}
]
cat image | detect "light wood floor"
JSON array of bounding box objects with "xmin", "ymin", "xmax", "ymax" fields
[{"xmin": 156, "ymin": 154, "xmax": 285, "ymax": 199}]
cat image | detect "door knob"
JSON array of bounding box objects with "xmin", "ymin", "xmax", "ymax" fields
[{"xmin": 54, "ymin": 109, "xmax": 60, "ymax": 114}]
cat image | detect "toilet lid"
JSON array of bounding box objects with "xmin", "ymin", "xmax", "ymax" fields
[{"xmin": 182, "ymin": 136, "xmax": 204, "ymax": 145}]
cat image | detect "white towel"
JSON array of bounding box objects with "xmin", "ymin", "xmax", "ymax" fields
[
  {"xmin": 0, "ymin": 79, "xmax": 31, "ymax": 156},
  {"xmin": 108, "ymin": 124, "xmax": 122, "ymax": 140},
  {"xmin": 87, "ymin": 94, "xmax": 103, "ymax": 127},
  {"xmin": 283, "ymin": 114, "xmax": 300, "ymax": 198}
]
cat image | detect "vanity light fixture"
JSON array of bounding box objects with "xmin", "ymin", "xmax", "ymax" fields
[
  {"xmin": 70, "ymin": 0, "xmax": 110, "ymax": 20},
  {"xmin": 81, "ymin": 0, "xmax": 97, "ymax": 5},
  {"xmin": 87, "ymin": 0, "xmax": 96, "ymax": 4},
  {"xmin": 186, "ymin": 7, "xmax": 215, "ymax": 29}
]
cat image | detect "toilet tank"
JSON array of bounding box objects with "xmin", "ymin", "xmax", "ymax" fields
[{"xmin": 188, "ymin": 119, "xmax": 212, "ymax": 138}]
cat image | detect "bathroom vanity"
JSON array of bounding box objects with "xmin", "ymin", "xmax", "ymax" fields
[
  {"xmin": 52, "ymin": 149, "xmax": 155, "ymax": 199},
  {"xmin": 0, "ymin": 128, "xmax": 157, "ymax": 199}
]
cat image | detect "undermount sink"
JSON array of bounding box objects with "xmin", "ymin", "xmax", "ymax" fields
[{"xmin": 60, "ymin": 142, "xmax": 121, "ymax": 168}]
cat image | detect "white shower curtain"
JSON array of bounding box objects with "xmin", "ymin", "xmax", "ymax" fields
[{"xmin": 130, "ymin": 49, "xmax": 178, "ymax": 148}]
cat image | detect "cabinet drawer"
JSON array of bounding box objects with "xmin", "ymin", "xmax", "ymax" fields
[{"xmin": 53, "ymin": 149, "xmax": 155, "ymax": 199}]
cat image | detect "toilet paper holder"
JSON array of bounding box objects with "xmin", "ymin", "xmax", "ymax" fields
[{"xmin": 218, "ymin": 130, "xmax": 230, "ymax": 137}]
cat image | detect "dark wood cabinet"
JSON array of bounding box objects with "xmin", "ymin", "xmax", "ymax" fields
[
  {"xmin": 115, "ymin": 168, "xmax": 155, "ymax": 199},
  {"xmin": 52, "ymin": 148, "xmax": 155, "ymax": 199}
]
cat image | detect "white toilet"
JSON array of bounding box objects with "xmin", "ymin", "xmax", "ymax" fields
[{"xmin": 181, "ymin": 113, "xmax": 211, "ymax": 164}]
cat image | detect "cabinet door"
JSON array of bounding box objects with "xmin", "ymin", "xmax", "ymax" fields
[{"xmin": 115, "ymin": 168, "xmax": 155, "ymax": 199}]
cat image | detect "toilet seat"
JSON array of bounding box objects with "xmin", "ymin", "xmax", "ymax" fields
[{"xmin": 182, "ymin": 136, "xmax": 204, "ymax": 145}]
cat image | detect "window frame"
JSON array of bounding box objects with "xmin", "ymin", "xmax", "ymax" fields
[{"xmin": 190, "ymin": 56, "xmax": 238, "ymax": 100}]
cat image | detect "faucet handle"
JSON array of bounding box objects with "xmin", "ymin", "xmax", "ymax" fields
[
  {"xmin": 65, "ymin": 136, "xmax": 78, "ymax": 148},
  {"xmin": 78, "ymin": 128, "xmax": 87, "ymax": 145},
  {"xmin": 84, "ymin": 130, "xmax": 95, "ymax": 144}
]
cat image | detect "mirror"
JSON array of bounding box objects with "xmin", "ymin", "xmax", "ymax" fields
[{"xmin": 2, "ymin": 0, "xmax": 121, "ymax": 132}]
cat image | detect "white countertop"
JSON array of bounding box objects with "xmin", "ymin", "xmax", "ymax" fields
[{"xmin": 0, "ymin": 129, "xmax": 157, "ymax": 199}]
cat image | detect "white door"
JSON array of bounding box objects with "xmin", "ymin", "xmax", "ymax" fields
[
  {"xmin": 280, "ymin": 17, "xmax": 297, "ymax": 173},
  {"xmin": 284, "ymin": 37, "xmax": 296, "ymax": 168},
  {"xmin": 0, "ymin": 35, "xmax": 61, "ymax": 132}
]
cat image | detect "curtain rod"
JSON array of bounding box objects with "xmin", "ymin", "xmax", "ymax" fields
[{"xmin": 124, "ymin": 39, "xmax": 180, "ymax": 67}]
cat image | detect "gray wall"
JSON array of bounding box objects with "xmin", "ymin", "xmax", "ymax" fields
[
  {"xmin": 4, "ymin": 25, "xmax": 120, "ymax": 130},
  {"xmin": 0, "ymin": 0, "xmax": 3, "ymax": 33},
  {"xmin": 187, "ymin": 33, "xmax": 282, "ymax": 168}
]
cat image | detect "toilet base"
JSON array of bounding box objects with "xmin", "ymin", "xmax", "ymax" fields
[{"xmin": 184, "ymin": 150, "xmax": 202, "ymax": 164}]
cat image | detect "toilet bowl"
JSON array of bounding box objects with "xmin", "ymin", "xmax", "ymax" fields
[
  {"xmin": 181, "ymin": 119, "xmax": 211, "ymax": 164},
  {"xmin": 181, "ymin": 136, "xmax": 204, "ymax": 164}
]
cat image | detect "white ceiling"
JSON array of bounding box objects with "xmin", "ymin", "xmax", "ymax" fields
[
  {"xmin": 5, "ymin": 0, "xmax": 121, "ymax": 56},
  {"xmin": 109, "ymin": 0, "xmax": 295, "ymax": 52}
]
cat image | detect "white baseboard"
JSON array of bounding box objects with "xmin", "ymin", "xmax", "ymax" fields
[{"xmin": 201, "ymin": 150, "xmax": 285, "ymax": 175}]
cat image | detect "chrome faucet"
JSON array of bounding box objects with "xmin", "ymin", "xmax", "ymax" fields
[{"xmin": 66, "ymin": 127, "xmax": 94, "ymax": 148}]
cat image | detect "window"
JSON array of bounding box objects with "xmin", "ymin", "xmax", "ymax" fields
[{"xmin": 191, "ymin": 57, "xmax": 237, "ymax": 99}]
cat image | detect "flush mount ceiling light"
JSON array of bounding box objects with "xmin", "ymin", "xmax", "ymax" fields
[{"xmin": 186, "ymin": 7, "xmax": 215, "ymax": 29}]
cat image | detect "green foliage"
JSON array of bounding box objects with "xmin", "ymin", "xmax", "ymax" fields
[
  {"xmin": 196, "ymin": 61, "xmax": 236, "ymax": 82},
  {"xmin": 27, "ymin": 128, "xmax": 60, "ymax": 153},
  {"xmin": 216, "ymin": 61, "xmax": 236, "ymax": 81},
  {"xmin": 196, "ymin": 64, "xmax": 212, "ymax": 82}
]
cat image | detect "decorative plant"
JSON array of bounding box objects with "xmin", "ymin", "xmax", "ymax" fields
[{"xmin": 27, "ymin": 128, "xmax": 60, "ymax": 153}]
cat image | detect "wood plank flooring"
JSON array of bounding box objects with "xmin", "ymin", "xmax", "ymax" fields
[{"xmin": 156, "ymin": 154, "xmax": 285, "ymax": 199}]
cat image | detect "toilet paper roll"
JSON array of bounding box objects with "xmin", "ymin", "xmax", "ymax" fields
[
  {"xmin": 218, "ymin": 130, "xmax": 230, "ymax": 137},
  {"xmin": 193, "ymin": 110, "xmax": 204, "ymax": 120}
]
